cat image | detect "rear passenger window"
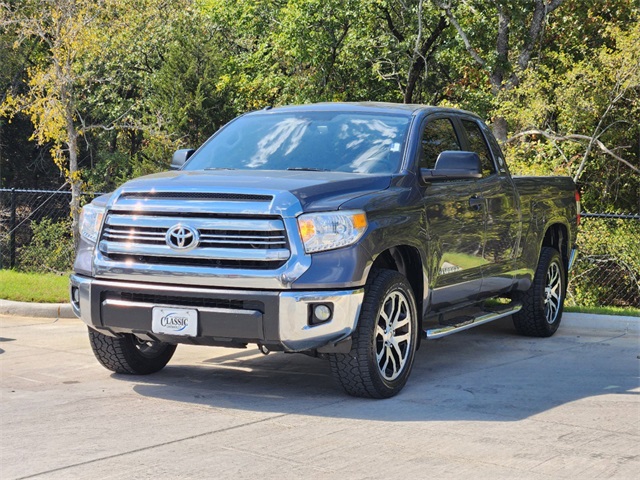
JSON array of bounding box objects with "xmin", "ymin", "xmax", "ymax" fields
[
  {"xmin": 420, "ymin": 118, "xmax": 461, "ymax": 169},
  {"xmin": 461, "ymin": 119, "xmax": 496, "ymax": 177}
]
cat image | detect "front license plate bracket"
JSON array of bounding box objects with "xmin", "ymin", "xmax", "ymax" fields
[{"xmin": 152, "ymin": 307, "xmax": 198, "ymax": 337}]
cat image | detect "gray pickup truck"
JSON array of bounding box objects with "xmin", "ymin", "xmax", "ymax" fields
[{"xmin": 71, "ymin": 102, "xmax": 579, "ymax": 398}]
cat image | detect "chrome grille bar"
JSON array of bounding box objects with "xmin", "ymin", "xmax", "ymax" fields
[
  {"xmin": 99, "ymin": 241, "xmax": 290, "ymax": 261},
  {"xmin": 106, "ymin": 214, "xmax": 282, "ymax": 232},
  {"xmin": 99, "ymin": 211, "xmax": 290, "ymax": 265}
]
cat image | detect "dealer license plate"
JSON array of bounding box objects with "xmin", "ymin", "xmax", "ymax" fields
[{"xmin": 152, "ymin": 307, "xmax": 198, "ymax": 337}]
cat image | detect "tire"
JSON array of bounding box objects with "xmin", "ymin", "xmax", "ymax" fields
[
  {"xmin": 513, "ymin": 247, "xmax": 566, "ymax": 337},
  {"xmin": 88, "ymin": 328, "xmax": 176, "ymax": 374},
  {"xmin": 329, "ymin": 269, "xmax": 419, "ymax": 398}
]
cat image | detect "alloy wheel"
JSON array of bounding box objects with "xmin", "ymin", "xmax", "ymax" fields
[
  {"xmin": 544, "ymin": 260, "xmax": 562, "ymax": 324},
  {"xmin": 375, "ymin": 290, "xmax": 413, "ymax": 381}
]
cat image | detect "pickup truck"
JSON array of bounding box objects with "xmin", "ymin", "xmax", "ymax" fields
[{"xmin": 70, "ymin": 102, "xmax": 579, "ymax": 398}]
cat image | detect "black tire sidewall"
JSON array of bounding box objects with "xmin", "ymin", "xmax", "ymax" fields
[
  {"xmin": 88, "ymin": 328, "xmax": 176, "ymax": 375},
  {"xmin": 513, "ymin": 246, "xmax": 567, "ymax": 337},
  {"xmin": 536, "ymin": 248, "xmax": 566, "ymax": 335},
  {"xmin": 358, "ymin": 270, "xmax": 419, "ymax": 397}
]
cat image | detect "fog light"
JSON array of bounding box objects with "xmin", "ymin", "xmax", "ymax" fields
[
  {"xmin": 314, "ymin": 304, "xmax": 331, "ymax": 322},
  {"xmin": 71, "ymin": 287, "xmax": 80, "ymax": 304}
]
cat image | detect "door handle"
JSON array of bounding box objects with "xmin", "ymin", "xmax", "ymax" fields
[{"xmin": 469, "ymin": 195, "xmax": 484, "ymax": 211}]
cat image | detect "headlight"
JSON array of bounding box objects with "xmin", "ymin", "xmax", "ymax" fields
[
  {"xmin": 297, "ymin": 210, "xmax": 368, "ymax": 253},
  {"xmin": 79, "ymin": 203, "xmax": 105, "ymax": 243}
]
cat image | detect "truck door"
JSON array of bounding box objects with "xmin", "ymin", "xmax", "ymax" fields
[
  {"xmin": 420, "ymin": 116, "xmax": 485, "ymax": 307},
  {"xmin": 458, "ymin": 118, "xmax": 521, "ymax": 296}
]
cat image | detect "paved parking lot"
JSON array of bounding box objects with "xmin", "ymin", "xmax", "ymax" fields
[{"xmin": 1, "ymin": 314, "xmax": 638, "ymax": 479}]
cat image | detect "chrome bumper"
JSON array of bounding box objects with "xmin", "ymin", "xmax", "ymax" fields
[{"xmin": 70, "ymin": 274, "xmax": 363, "ymax": 352}]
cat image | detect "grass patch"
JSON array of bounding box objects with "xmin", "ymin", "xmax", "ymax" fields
[
  {"xmin": 565, "ymin": 305, "xmax": 640, "ymax": 317},
  {"xmin": 0, "ymin": 270, "xmax": 69, "ymax": 303},
  {"xmin": 486, "ymin": 299, "xmax": 639, "ymax": 317}
]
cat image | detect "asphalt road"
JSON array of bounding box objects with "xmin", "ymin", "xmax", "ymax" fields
[{"xmin": 1, "ymin": 314, "xmax": 638, "ymax": 479}]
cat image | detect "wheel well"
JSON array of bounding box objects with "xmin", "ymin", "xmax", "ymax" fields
[
  {"xmin": 542, "ymin": 224, "xmax": 569, "ymax": 269},
  {"xmin": 370, "ymin": 246, "xmax": 424, "ymax": 328}
]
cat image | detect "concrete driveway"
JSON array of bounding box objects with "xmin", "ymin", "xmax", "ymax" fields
[{"xmin": 1, "ymin": 314, "xmax": 638, "ymax": 479}]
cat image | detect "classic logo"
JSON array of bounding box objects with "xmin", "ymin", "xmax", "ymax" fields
[
  {"xmin": 166, "ymin": 224, "xmax": 199, "ymax": 250},
  {"xmin": 159, "ymin": 312, "xmax": 190, "ymax": 332}
]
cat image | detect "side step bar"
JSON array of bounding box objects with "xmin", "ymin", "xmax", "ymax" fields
[{"xmin": 425, "ymin": 302, "xmax": 522, "ymax": 340}]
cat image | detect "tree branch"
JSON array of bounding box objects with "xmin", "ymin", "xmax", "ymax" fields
[
  {"xmin": 491, "ymin": 3, "xmax": 509, "ymax": 89},
  {"xmin": 404, "ymin": 14, "xmax": 447, "ymax": 103},
  {"xmin": 506, "ymin": 130, "xmax": 640, "ymax": 175},
  {"xmin": 517, "ymin": 0, "xmax": 564, "ymax": 71},
  {"xmin": 438, "ymin": 1, "xmax": 486, "ymax": 67},
  {"xmin": 380, "ymin": 6, "xmax": 404, "ymax": 43}
]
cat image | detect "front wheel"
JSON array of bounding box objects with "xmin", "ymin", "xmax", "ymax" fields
[
  {"xmin": 88, "ymin": 328, "xmax": 177, "ymax": 374},
  {"xmin": 512, "ymin": 247, "xmax": 566, "ymax": 337},
  {"xmin": 329, "ymin": 269, "xmax": 418, "ymax": 398}
]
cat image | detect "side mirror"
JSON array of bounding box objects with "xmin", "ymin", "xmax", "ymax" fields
[
  {"xmin": 171, "ymin": 149, "xmax": 195, "ymax": 170},
  {"xmin": 421, "ymin": 150, "xmax": 482, "ymax": 181}
]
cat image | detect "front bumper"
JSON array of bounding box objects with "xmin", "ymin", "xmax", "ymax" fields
[{"xmin": 70, "ymin": 274, "xmax": 363, "ymax": 352}]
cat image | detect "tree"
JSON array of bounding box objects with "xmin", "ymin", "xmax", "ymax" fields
[
  {"xmin": 1, "ymin": 0, "xmax": 112, "ymax": 244},
  {"xmin": 367, "ymin": 0, "xmax": 448, "ymax": 104},
  {"xmin": 0, "ymin": 0, "xmax": 193, "ymax": 241},
  {"xmin": 0, "ymin": 30, "xmax": 60, "ymax": 190},
  {"xmin": 434, "ymin": 0, "xmax": 567, "ymax": 139},
  {"xmin": 499, "ymin": 16, "xmax": 639, "ymax": 213}
]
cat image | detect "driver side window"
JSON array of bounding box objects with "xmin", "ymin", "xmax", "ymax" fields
[{"xmin": 420, "ymin": 118, "xmax": 461, "ymax": 169}]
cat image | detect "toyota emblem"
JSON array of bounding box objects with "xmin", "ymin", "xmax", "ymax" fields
[{"xmin": 166, "ymin": 224, "xmax": 199, "ymax": 250}]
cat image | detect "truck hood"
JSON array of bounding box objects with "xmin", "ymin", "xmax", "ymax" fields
[{"xmin": 113, "ymin": 170, "xmax": 392, "ymax": 212}]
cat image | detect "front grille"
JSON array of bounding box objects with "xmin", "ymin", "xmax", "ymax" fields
[
  {"xmin": 107, "ymin": 292, "xmax": 265, "ymax": 312},
  {"xmin": 107, "ymin": 254, "xmax": 285, "ymax": 270},
  {"xmin": 102, "ymin": 225, "xmax": 286, "ymax": 250},
  {"xmin": 99, "ymin": 211, "xmax": 290, "ymax": 269}
]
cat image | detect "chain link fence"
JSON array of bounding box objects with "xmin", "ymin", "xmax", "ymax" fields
[
  {"xmin": 0, "ymin": 188, "xmax": 99, "ymax": 273},
  {"xmin": 1, "ymin": 188, "xmax": 639, "ymax": 309},
  {"xmin": 566, "ymin": 213, "xmax": 640, "ymax": 309}
]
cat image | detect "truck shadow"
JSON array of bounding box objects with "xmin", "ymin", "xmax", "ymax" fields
[{"xmin": 123, "ymin": 318, "xmax": 638, "ymax": 422}]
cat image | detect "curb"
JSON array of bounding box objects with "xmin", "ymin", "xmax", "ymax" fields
[
  {"xmin": 561, "ymin": 312, "xmax": 639, "ymax": 334},
  {"xmin": 0, "ymin": 299, "xmax": 75, "ymax": 319}
]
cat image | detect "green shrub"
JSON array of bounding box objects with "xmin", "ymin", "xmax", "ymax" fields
[{"xmin": 17, "ymin": 218, "xmax": 74, "ymax": 274}]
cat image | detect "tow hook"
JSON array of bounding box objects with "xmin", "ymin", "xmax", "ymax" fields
[{"xmin": 258, "ymin": 344, "xmax": 270, "ymax": 355}]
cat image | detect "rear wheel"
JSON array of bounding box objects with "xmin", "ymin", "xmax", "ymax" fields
[
  {"xmin": 88, "ymin": 328, "xmax": 176, "ymax": 374},
  {"xmin": 329, "ymin": 269, "xmax": 418, "ymax": 398},
  {"xmin": 513, "ymin": 247, "xmax": 566, "ymax": 337}
]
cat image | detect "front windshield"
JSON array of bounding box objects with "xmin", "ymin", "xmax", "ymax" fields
[{"xmin": 184, "ymin": 111, "xmax": 411, "ymax": 174}]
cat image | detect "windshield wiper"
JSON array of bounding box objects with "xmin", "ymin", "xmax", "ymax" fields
[
  {"xmin": 204, "ymin": 167, "xmax": 236, "ymax": 170},
  {"xmin": 286, "ymin": 167, "xmax": 330, "ymax": 172}
]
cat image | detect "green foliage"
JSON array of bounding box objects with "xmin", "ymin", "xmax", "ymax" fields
[
  {"xmin": 17, "ymin": 218, "xmax": 74, "ymax": 274},
  {"xmin": 1, "ymin": 0, "xmax": 638, "ymax": 306},
  {"xmin": 500, "ymin": 17, "xmax": 640, "ymax": 214},
  {"xmin": 568, "ymin": 218, "xmax": 640, "ymax": 308}
]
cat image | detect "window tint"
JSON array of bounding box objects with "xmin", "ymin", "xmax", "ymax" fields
[
  {"xmin": 461, "ymin": 119, "xmax": 496, "ymax": 177},
  {"xmin": 420, "ymin": 118, "xmax": 461, "ymax": 169}
]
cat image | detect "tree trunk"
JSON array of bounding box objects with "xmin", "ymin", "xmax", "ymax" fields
[
  {"xmin": 65, "ymin": 105, "xmax": 81, "ymax": 248},
  {"xmin": 492, "ymin": 116, "xmax": 508, "ymax": 143},
  {"xmin": 404, "ymin": 15, "xmax": 447, "ymax": 104}
]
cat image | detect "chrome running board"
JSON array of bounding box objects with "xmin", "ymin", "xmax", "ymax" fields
[{"xmin": 425, "ymin": 302, "xmax": 523, "ymax": 340}]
